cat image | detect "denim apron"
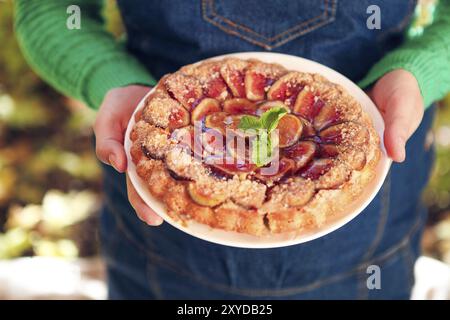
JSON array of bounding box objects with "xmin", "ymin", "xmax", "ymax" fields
[{"xmin": 100, "ymin": 0, "xmax": 435, "ymax": 299}]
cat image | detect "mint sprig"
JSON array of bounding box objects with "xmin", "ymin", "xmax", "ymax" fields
[{"xmin": 238, "ymin": 107, "xmax": 287, "ymax": 167}]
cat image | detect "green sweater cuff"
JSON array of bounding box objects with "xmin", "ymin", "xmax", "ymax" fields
[
  {"xmin": 85, "ymin": 58, "xmax": 157, "ymax": 109},
  {"xmin": 358, "ymin": 50, "xmax": 444, "ymax": 108}
]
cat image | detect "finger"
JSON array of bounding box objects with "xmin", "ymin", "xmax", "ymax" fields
[
  {"xmin": 126, "ymin": 175, "xmax": 163, "ymax": 226},
  {"xmin": 382, "ymin": 96, "xmax": 423, "ymax": 162},
  {"xmin": 94, "ymin": 111, "xmax": 127, "ymax": 172}
]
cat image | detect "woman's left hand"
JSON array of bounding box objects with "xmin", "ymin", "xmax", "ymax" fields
[{"xmin": 368, "ymin": 69, "xmax": 424, "ymax": 162}]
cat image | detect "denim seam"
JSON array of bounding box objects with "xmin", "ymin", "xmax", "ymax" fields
[
  {"xmin": 108, "ymin": 201, "xmax": 423, "ymax": 297},
  {"xmin": 201, "ymin": 0, "xmax": 337, "ymax": 49},
  {"xmin": 206, "ymin": 0, "xmax": 329, "ymax": 41}
]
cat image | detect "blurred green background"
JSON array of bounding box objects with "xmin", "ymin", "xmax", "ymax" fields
[{"xmin": 0, "ymin": 0, "xmax": 449, "ymax": 264}]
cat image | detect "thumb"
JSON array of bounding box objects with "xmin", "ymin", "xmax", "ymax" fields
[
  {"xmin": 94, "ymin": 113, "xmax": 128, "ymax": 173},
  {"xmin": 372, "ymin": 92, "xmax": 423, "ymax": 163}
]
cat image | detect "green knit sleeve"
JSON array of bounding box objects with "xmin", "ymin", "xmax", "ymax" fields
[
  {"xmin": 359, "ymin": 0, "xmax": 450, "ymax": 108},
  {"xmin": 14, "ymin": 0, "xmax": 156, "ymax": 110}
]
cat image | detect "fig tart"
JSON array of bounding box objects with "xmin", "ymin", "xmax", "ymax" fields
[{"xmin": 130, "ymin": 58, "xmax": 381, "ymax": 236}]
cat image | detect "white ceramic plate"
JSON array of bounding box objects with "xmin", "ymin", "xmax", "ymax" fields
[{"xmin": 124, "ymin": 52, "xmax": 391, "ymax": 248}]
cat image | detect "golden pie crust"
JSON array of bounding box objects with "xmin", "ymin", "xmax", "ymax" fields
[{"xmin": 130, "ymin": 58, "xmax": 381, "ymax": 236}]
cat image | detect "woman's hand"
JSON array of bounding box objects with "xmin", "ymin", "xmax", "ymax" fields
[
  {"xmin": 93, "ymin": 85, "xmax": 163, "ymax": 226},
  {"xmin": 368, "ymin": 69, "xmax": 424, "ymax": 162}
]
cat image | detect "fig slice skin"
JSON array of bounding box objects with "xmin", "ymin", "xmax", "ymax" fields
[
  {"xmin": 191, "ymin": 98, "xmax": 221, "ymax": 123},
  {"xmin": 299, "ymin": 117, "xmax": 317, "ymax": 138},
  {"xmin": 256, "ymin": 100, "xmax": 290, "ymax": 116},
  {"xmin": 283, "ymin": 141, "xmax": 317, "ymax": 171},
  {"xmin": 164, "ymin": 73, "xmax": 203, "ymax": 110},
  {"xmin": 205, "ymin": 112, "xmax": 243, "ymax": 135},
  {"xmin": 319, "ymin": 143, "xmax": 340, "ymax": 158},
  {"xmin": 267, "ymin": 78, "xmax": 303, "ymax": 107},
  {"xmin": 254, "ymin": 157, "xmax": 295, "ymax": 184},
  {"xmin": 168, "ymin": 106, "xmax": 190, "ymax": 130},
  {"xmin": 220, "ymin": 59, "xmax": 248, "ymax": 98},
  {"xmin": 245, "ymin": 71, "xmax": 267, "ymax": 101},
  {"xmin": 299, "ymin": 158, "xmax": 334, "ymax": 180},
  {"xmin": 204, "ymin": 76, "xmax": 230, "ymax": 101},
  {"xmin": 210, "ymin": 161, "xmax": 256, "ymax": 177},
  {"xmin": 205, "ymin": 112, "xmax": 228, "ymax": 135},
  {"xmin": 141, "ymin": 144, "xmax": 164, "ymax": 160},
  {"xmin": 187, "ymin": 182, "xmax": 227, "ymax": 207},
  {"xmin": 313, "ymin": 103, "xmax": 342, "ymax": 131},
  {"xmin": 276, "ymin": 114, "xmax": 303, "ymax": 148},
  {"xmin": 293, "ymin": 91, "xmax": 324, "ymax": 121},
  {"xmin": 319, "ymin": 122, "xmax": 369, "ymax": 146},
  {"xmin": 223, "ymin": 98, "xmax": 258, "ymax": 115}
]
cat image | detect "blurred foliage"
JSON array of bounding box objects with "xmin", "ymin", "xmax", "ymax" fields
[
  {"xmin": 0, "ymin": 0, "xmax": 449, "ymax": 263},
  {"xmin": 0, "ymin": 0, "xmax": 104, "ymax": 259}
]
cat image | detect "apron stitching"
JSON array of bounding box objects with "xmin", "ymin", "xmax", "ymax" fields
[
  {"xmin": 202, "ymin": 3, "xmax": 273, "ymax": 50},
  {"xmin": 206, "ymin": 0, "xmax": 329, "ymax": 41},
  {"xmin": 201, "ymin": 0, "xmax": 337, "ymax": 49}
]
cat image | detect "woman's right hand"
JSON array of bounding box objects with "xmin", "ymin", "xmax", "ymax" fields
[{"xmin": 93, "ymin": 85, "xmax": 164, "ymax": 226}]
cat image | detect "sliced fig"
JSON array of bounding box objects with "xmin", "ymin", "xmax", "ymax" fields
[
  {"xmin": 168, "ymin": 106, "xmax": 190, "ymax": 129},
  {"xmin": 254, "ymin": 158, "xmax": 295, "ymax": 184},
  {"xmin": 205, "ymin": 112, "xmax": 243, "ymax": 136},
  {"xmin": 300, "ymin": 118, "xmax": 317, "ymax": 137},
  {"xmin": 211, "ymin": 161, "xmax": 256, "ymax": 177},
  {"xmin": 167, "ymin": 168, "xmax": 192, "ymax": 181},
  {"xmin": 187, "ymin": 182, "xmax": 227, "ymax": 207},
  {"xmin": 199, "ymin": 129, "xmax": 225, "ymax": 156},
  {"xmin": 220, "ymin": 58, "xmax": 248, "ymax": 98},
  {"xmin": 171, "ymin": 126, "xmax": 194, "ymax": 151},
  {"xmin": 245, "ymin": 71, "xmax": 267, "ymax": 101},
  {"xmin": 256, "ymin": 101, "xmax": 290, "ymax": 116},
  {"xmin": 276, "ymin": 114, "xmax": 303, "ymax": 148},
  {"xmin": 141, "ymin": 144, "xmax": 164, "ymax": 160},
  {"xmin": 339, "ymin": 147, "xmax": 367, "ymax": 171},
  {"xmin": 245, "ymin": 62, "xmax": 286, "ymax": 101},
  {"xmin": 264, "ymin": 177, "xmax": 315, "ymax": 211},
  {"xmin": 267, "ymin": 73, "xmax": 303, "ymax": 107},
  {"xmin": 205, "ymin": 112, "xmax": 228, "ymax": 134},
  {"xmin": 143, "ymin": 91, "xmax": 187, "ymax": 129},
  {"xmin": 320, "ymin": 140, "xmax": 366, "ymax": 169},
  {"xmin": 313, "ymin": 103, "xmax": 341, "ymax": 130},
  {"xmin": 191, "ymin": 98, "xmax": 221, "ymax": 123},
  {"xmin": 283, "ymin": 141, "xmax": 317, "ymax": 171},
  {"xmin": 300, "ymin": 158, "xmax": 334, "ymax": 180},
  {"xmin": 164, "ymin": 73, "xmax": 203, "ymax": 110},
  {"xmin": 313, "ymin": 161, "xmax": 351, "ymax": 189},
  {"xmin": 319, "ymin": 143, "xmax": 339, "ymax": 158},
  {"xmin": 319, "ymin": 122, "xmax": 369, "ymax": 146},
  {"xmin": 204, "ymin": 76, "xmax": 229, "ymax": 101},
  {"xmin": 181, "ymin": 61, "xmax": 230, "ymax": 101},
  {"xmin": 223, "ymin": 98, "xmax": 257, "ymax": 115},
  {"xmin": 293, "ymin": 90, "xmax": 324, "ymax": 121}
]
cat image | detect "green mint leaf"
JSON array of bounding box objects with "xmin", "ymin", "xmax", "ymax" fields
[
  {"xmin": 251, "ymin": 130, "xmax": 273, "ymax": 167},
  {"xmin": 239, "ymin": 108, "xmax": 286, "ymax": 167},
  {"xmin": 238, "ymin": 115, "xmax": 262, "ymax": 131},
  {"xmin": 260, "ymin": 107, "xmax": 288, "ymax": 133}
]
